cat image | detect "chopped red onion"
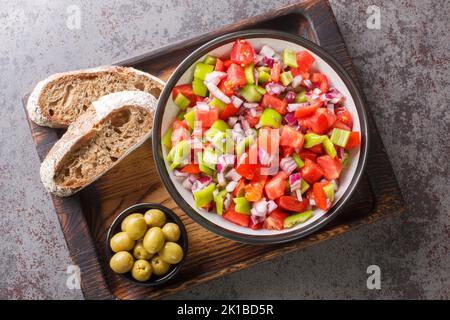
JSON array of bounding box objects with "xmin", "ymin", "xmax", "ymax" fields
[
  {"xmin": 258, "ymin": 147, "xmax": 272, "ymax": 166},
  {"xmin": 205, "ymin": 81, "xmax": 231, "ymax": 104},
  {"xmin": 225, "ymin": 168, "xmax": 241, "ymax": 181},
  {"xmin": 243, "ymin": 102, "xmax": 258, "ymax": 109},
  {"xmin": 223, "ymin": 193, "xmax": 231, "ymax": 211},
  {"xmin": 173, "ymin": 169, "xmax": 189, "ymax": 178},
  {"xmin": 287, "ymin": 103, "xmax": 308, "ymax": 112},
  {"xmin": 227, "ymin": 116, "xmax": 238, "ymax": 127},
  {"xmin": 280, "ymin": 157, "xmax": 297, "ymax": 175},
  {"xmin": 313, "ymin": 88, "xmax": 322, "ymax": 95},
  {"xmin": 196, "ymin": 101, "xmax": 209, "ymax": 111},
  {"xmin": 254, "ymin": 54, "xmax": 264, "ymax": 65},
  {"xmin": 284, "ymin": 112, "xmax": 297, "ymax": 126},
  {"xmin": 204, "ymin": 71, "xmax": 227, "ymax": 86},
  {"xmin": 226, "ymin": 180, "xmax": 238, "ymax": 193},
  {"xmin": 188, "ymin": 174, "xmax": 199, "ymax": 183},
  {"xmin": 310, "ymin": 198, "xmax": 316, "ymax": 206},
  {"xmin": 327, "ymin": 103, "xmax": 335, "ymax": 113},
  {"xmin": 250, "ymin": 213, "xmax": 264, "ymax": 226},
  {"xmin": 285, "ymin": 91, "xmax": 296, "ymax": 103},
  {"xmin": 217, "ymin": 154, "xmax": 235, "ymax": 173},
  {"xmin": 265, "ymin": 82, "xmax": 285, "ymax": 95},
  {"xmin": 259, "ymin": 45, "xmax": 275, "ymax": 57},
  {"xmin": 295, "ymin": 189, "xmax": 303, "ymax": 201},
  {"xmin": 303, "ymin": 79, "xmax": 312, "ymax": 89},
  {"xmin": 267, "ymin": 200, "xmax": 278, "ymax": 213},
  {"xmin": 182, "ymin": 177, "xmax": 193, "ymax": 190},
  {"xmin": 262, "ymin": 56, "xmax": 275, "ymax": 68},
  {"xmin": 231, "ymin": 95, "xmax": 243, "ymax": 108},
  {"xmin": 240, "ymin": 117, "xmax": 251, "ymax": 133},
  {"xmin": 292, "ymin": 75, "xmax": 303, "ymax": 88},
  {"xmin": 217, "ymin": 172, "xmax": 226, "ymax": 187},
  {"xmin": 253, "ymin": 69, "xmax": 259, "ymax": 86},
  {"xmin": 191, "ymin": 178, "xmax": 212, "ymax": 193},
  {"xmin": 289, "ymin": 173, "xmax": 301, "ymax": 191},
  {"xmin": 253, "ymin": 198, "xmax": 268, "ymax": 217}
]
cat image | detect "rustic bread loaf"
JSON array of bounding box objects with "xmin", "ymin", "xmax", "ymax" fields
[
  {"xmin": 40, "ymin": 91, "xmax": 157, "ymax": 197},
  {"xmin": 27, "ymin": 66, "xmax": 164, "ymax": 128}
]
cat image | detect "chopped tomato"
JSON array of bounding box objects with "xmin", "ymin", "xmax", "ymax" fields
[
  {"xmin": 180, "ymin": 164, "xmax": 201, "ymax": 174},
  {"xmin": 263, "ymin": 210, "xmax": 288, "ymax": 230},
  {"xmin": 173, "ymin": 119, "xmax": 189, "ymax": 131},
  {"xmin": 223, "ymin": 204, "xmax": 250, "ymax": 227},
  {"xmin": 227, "ymin": 63, "xmax": 247, "ymax": 87},
  {"xmin": 261, "ymin": 93, "xmax": 287, "ymax": 115},
  {"xmin": 294, "ymin": 100, "xmax": 324, "ymax": 119},
  {"xmin": 264, "ymin": 172, "xmax": 288, "ymax": 200},
  {"xmin": 219, "ymin": 104, "xmax": 239, "ymax": 120},
  {"xmin": 282, "ymin": 146, "xmax": 294, "ymax": 157},
  {"xmin": 215, "ymin": 58, "xmax": 224, "ymax": 72},
  {"xmin": 224, "ymin": 59, "xmax": 232, "ymax": 68},
  {"xmin": 345, "ymin": 132, "xmax": 361, "ymax": 149},
  {"xmin": 297, "ymin": 150, "xmax": 317, "ymax": 162},
  {"xmin": 194, "ymin": 106, "xmax": 219, "ymax": 128},
  {"xmin": 311, "ymin": 73, "xmax": 328, "ymax": 93},
  {"xmin": 257, "ymin": 127, "xmax": 279, "ymax": 155},
  {"xmin": 245, "ymin": 174, "xmax": 268, "ymax": 202},
  {"xmin": 171, "ymin": 127, "xmax": 189, "ymax": 147},
  {"xmin": 244, "ymin": 106, "xmax": 263, "ymax": 128},
  {"xmin": 313, "ymin": 181, "xmax": 330, "ymax": 210},
  {"xmin": 218, "ymin": 79, "xmax": 235, "ymax": 96},
  {"xmin": 249, "ymin": 220, "xmax": 263, "ymax": 230},
  {"xmin": 296, "ymin": 51, "xmax": 315, "ymax": 72},
  {"xmin": 172, "ymin": 84, "xmax": 194, "ymax": 100},
  {"xmin": 301, "ymin": 159, "xmax": 324, "ymax": 184},
  {"xmin": 334, "ymin": 105, "xmax": 353, "ymax": 129},
  {"xmin": 316, "ymin": 108, "xmax": 336, "ymax": 128},
  {"xmin": 230, "ymin": 39, "xmax": 255, "ymax": 66},
  {"xmin": 317, "ymin": 155, "xmax": 342, "ymax": 180},
  {"xmin": 308, "ymin": 143, "xmax": 324, "ymax": 154},
  {"xmin": 332, "ymin": 120, "xmax": 351, "ymax": 131},
  {"xmin": 233, "ymin": 179, "xmax": 246, "ymax": 197},
  {"xmin": 279, "ymin": 125, "xmax": 304, "ymax": 148},
  {"xmin": 270, "ymin": 63, "xmax": 281, "ymax": 83},
  {"xmin": 236, "ymin": 152, "xmax": 259, "ymax": 180},
  {"xmin": 277, "ymin": 196, "xmax": 309, "ymax": 212},
  {"xmin": 306, "ymin": 111, "xmax": 329, "ymax": 134}
]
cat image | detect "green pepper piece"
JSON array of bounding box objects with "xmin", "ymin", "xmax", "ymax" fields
[
  {"xmin": 203, "ymin": 55, "xmax": 217, "ymax": 65},
  {"xmin": 184, "ymin": 109, "xmax": 195, "ymax": 130},
  {"xmin": 259, "ymin": 108, "xmax": 282, "ymax": 129},
  {"xmin": 194, "ymin": 62, "xmax": 215, "ymax": 80},
  {"xmin": 304, "ymin": 133, "xmax": 326, "ymax": 148},
  {"xmin": 209, "ymin": 97, "xmax": 226, "ymax": 112},
  {"xmin": 244, "ymin": 62, "xmax": 255, "ymax": 85},
  {"xmin": 169, "ymin": 140, "xmax": 190, "ymax": 169},
  {"xmin": 214, "ymin": 189, "xmax": 227, "ymax": 216},
  {"xmin": 330, "ymin": 128, "xmax": 351, "ymax": 147},
  {"xmin": 233, "ymin": 197, "xmax": 251, "ymax": 215},
  {"xmin": 295, "ymin": 91, "xmax": 308, "ymax": 103},
  {"xmin": 300, "ymin": 179, "xmax": 310, "ymax": 194},
  {"xmin": 283, "ymin": 210, "xmax": 313, "ymax": 228},
  {"xmin": 282, "ymin": 48, "xmax": 298, "ymax": 68},
  {"xmin": 258, "ymin": 71, "xmax": 270, "ymax": 84},
  {"xmin": 196, "ymin": 152, "xmax": 215, "ymax": 176},
  {"xmin": 202, "ymin": 147, "xmax": 218, "ymax": 170},
  {"xmin": 210, "ymin": 119, "xmax": 230, "ymax": 132},
  {"xmin": 323, "ymin": 137, "xmax": 337, "ymax": 158},
  {"xmin": 235, "ymin": 136, "xmax": 254, "ymax": 155},
  {"xmin": 292, "ymin": 152, "xmax": 305, "ymax": 168},
  {"xmin": 177, "ymin": 111, "xmax": 186, "ymax": 120},
  {"xmin": 322, "ymin": 183, "xmax": 334, "ymax": 202},
  {"xmin": 162, "ymin": 127, "xmax": 172, "ymax": 149},
  {"xmin": 173, "ymin": 92, "xmax": 191, "ymax": 110},
  {"xmin": 341, "ymin": 151, "xmax": 350, "ymax": 168},
  {"xmin": 257, "ymin": 66, "xmax": 271, "ymax": 73},
  {"xmin": 192, "ymin": 77, "xmax": 208, "ymax": 97},
  {"xmin": 194, "ymin": 183, "xmax": 216, "ymax": 208},
  {"xmin": 240, "ymin": 84, "xmax": 262, "ymax": 103},
  {"xmin": 255, "ymin": 85, "xmax": 267, "ymax": 95},
  {"xmin": 280, "ymin": 71, "xmax": 294, "ymax": 86}
]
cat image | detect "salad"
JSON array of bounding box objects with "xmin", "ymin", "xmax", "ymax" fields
[{"xmin": 163, "ymin": 39, "xmax": 361, "ymax": 231}]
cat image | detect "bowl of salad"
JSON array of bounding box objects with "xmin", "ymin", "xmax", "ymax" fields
[{"xmin": 152, "ymin": 30, "xmax": 368, "ymax": 244}]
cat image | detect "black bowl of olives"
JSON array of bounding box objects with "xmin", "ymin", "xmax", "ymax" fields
[{"xmin": 105, "ymin": 203, "xmax": 188, "ymax": 286}]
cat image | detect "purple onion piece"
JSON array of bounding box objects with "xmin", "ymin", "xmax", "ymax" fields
[{"xmin": 285, "ymin": 91, "xmax": 296, "ymax": 103}]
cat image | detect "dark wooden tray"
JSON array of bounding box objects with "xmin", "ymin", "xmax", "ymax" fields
[{"xmin": 23, "ymin": 0, "xmax": 405, "ymax": 300}]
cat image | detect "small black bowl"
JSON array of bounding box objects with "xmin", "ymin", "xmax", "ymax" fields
[{"xmin": 105, "ymin": 203, "xmax": 188, "ymax": 287}]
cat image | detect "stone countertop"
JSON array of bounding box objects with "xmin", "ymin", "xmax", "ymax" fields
[{"xmin": 0, "ymin": 0, "xmax": 448, "ymax": 299}]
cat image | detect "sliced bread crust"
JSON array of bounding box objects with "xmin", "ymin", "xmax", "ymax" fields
[
  {"xmin": 27, "ymin": 66, "xmax": 165, "ymax": 128},
  {"xmin": 40, "ymin": 91, "xmax": 157, "ymax": 197}
]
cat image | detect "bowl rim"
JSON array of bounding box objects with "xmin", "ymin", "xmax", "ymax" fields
[
  {"xmin": 105, "ymin": 202, "xmax": 188, "ymax": 287},
  {"xmin": 152, "ymin": 29, "xmax": 369, "ymax": 245}
]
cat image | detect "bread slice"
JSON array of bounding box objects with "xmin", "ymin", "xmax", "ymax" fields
[
  {"xmin": 27, "ymin": 66, "xmax": 164, "ymax": 128},
  {"xmin": 40, "ymin": 91, "xmax": 157, "ymax": 197}
]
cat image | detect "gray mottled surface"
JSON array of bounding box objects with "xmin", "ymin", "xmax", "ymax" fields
[{"xmin": 0, "ymin": 0, "xmax": 448, "ymax": 299}]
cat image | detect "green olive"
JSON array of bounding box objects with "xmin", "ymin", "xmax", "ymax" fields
[
  {"xmin": 144, "ymin": 209, "xmax": 166, "ymax": 228},
  {"xmin": 133, "ymin": 240, "xmax": 153, "ymax": 260},
  {"xmin": 151, "ymin": 255, "xmax": 171, "ymax": 276},
  {"xmin": 110, "ymin": 251, "xmax": 134, "ymax": 274},
  {"xmin": 121, "ymin": 213, "xmax": 144, "ymax": 231},
  {"xmin": 143, "ymin": 227, "xmax": 165, "ymax": 254},
  {"xmin": 158, "ymin": 242, "xmax": 184, "ymax": 264},
  {"xmin": 162, "ymin": 222, "xmax": 181, "ymax": 242},
  {"xmin": 125, "ymin": 216, "xmax": 147, "ymax": 240},
  {"xmin": 131, "ymin": 259, "xmax": 152, "ymax": 282},
  {"xmin": 110, "ymin": 232, "xmax": 135, "ymax": 252}
]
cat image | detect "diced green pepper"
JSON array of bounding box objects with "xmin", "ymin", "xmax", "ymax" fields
[
  {"xmin": 197, "ymin": 152, "xmax": 215, "ymax": 175},
  {"xmin": 205, "ymin": 127, "xmax": 221, "ymax": 141},
  {"xmin": 280, "ymin": 71, "xmax": 294, "ymax": 86},
  {"xmin": 194, "ymin": 183, "xmax": 216, "ymax": 208},
  {"xmin": 244, "ymin": 62, "xmax": 255, "ymax": 85},
  {"xmin": 330, "ymin": 128, "xmax": 351, "ymax": 147},
  {"xmin": 303, "ymin": 133, "xmax": 326, "ymax": 148},
  {"xmin": 258, "ymin": 71, "xmax": 270, "ymax": 84},
  {"xmin": 169, "ymin": 140, "xmax": 190, "ymax": 169},
  {"xmin": 282, "ymin": 48, "xmax": 298, "ymax": 68},
  {"xmin": 240, "ymin": 84, "xmax": 262, "ymax": 103},
  {"xmin": 203, "ymin": 55, "xmax": 217, "ymax": 65},
  {"xmin": 295, "ymin": 91, "xmax": 307, "ymax": 103},
  {"xmin": 174, "ymin": 92, "xmax": 190, "ymax": 110},
  {"xmin": 184, "ymin": 109, "xmax": 195, "ymax": 130},
  {"xmin": 341, "ymin": 150, "xmax": 350, "ymax": 168},
  {"xmin": 322, "ymin": 183, "xmax": 334, "ymax": 202},
  {"xmin": 283, "ymin": 210, "xmax": 313, "ymax": 228},
  {"xmin": 236, "ymin": 136, "xmax": 254, "ymax": 155},
  {"xmin": 177, "ymin": 111, "xmax": 186, "ymax": 120},
  {"xmin": 300, "ymin": 179, "xmax": 310, "ymax": 194},
  {"xmin": 233, "ymin": 197, "xmax": 251, "ymax": 215},
  {"xmin": 192, "ymin": 77, "xmax": 208, "ymax": 97},
  {"xmin": 323, "ymin": 137, "xmax": 337, "ymax": 158},
  {"xmin": 194, "ymin": 62, "xmax": 214, "ymax": 80},
  {"xmin": 210, "ymin": 119, "xmax": 230, "ymax": 132},
  {"xmin": 209, "ymin": 97, "xmax": 226, "ymax": 111},
  {"xmin": 292, "ymin": 152, "xmax": 305, "ymax": 168},
  {"xmin": 162, "ymin": 127, "xmax": 172, "ymax": 149},
  {"xmin": 259, "ymin": 108, "xmax": 282, "ymax": 129},
  {"xmin": 203, "ymin": 147, "xmax": 218, "ymax": 170},
  {"xmin": 214, "ymin": 189, "xmax": 228, "ymax": 215},
  {"xmin": 255, "ymin": 85, "xmax": 267, "ymax": 95},
  {"xmin": 257, "ymin": 66, "xmax": 271, "ymax": 73}
]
